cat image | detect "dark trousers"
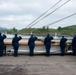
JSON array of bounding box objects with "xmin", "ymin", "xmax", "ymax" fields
[
  {"xmin": 45, "ymin": 46, "xmax": 51, "ymax": 56},
  {"xmin": 14, "ymin": 47, "xmax": 18, "ymax": 56},
  {"xmin": 60, "ymin": 47, "xmax": 65, "ymax": 56},
  {"xmin": 0, "ymin": 46, "xmax": 4, "ymax": 56},
  {"xmin": 72, "ymin": 47, "xmax": 76, "ymax": 55},
  {"xmin": 29, "ymin": 47, "xmax": 34, "ymax": 56}
]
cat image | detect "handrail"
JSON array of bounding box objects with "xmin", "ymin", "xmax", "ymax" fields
[{"xmin": 4, "ymin": 41, "xmax": 71, "ymax": 46}]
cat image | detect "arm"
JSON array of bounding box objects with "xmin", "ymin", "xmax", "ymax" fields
[
  {"xmin": 44, "ymin": 38, "xmax": 46, "ymax": 45},
  {"xmin": 51, "ymin": 36, "xmax": 54, "ymax": 40},
  {"xmin": 34, "ymin": 36, "xmax": 38, "ymax": 41},
  {"xmin": 12, "ymin": 38, "xmax": 14, "ymax": 46},
  {"xmin": 3, "ymin": 35, "xmax": 7, "ymax": 39},
  {"xmin": 65, "ymin": 38, "xmax": 67, "ymax": 41},
  {"xmin": 19, "ymin": 36, "xmax": 22, "ymax": 40}
]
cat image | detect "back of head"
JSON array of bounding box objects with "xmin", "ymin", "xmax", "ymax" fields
[
  {"xmin": 47, "ymin": 33, "xmax": 50, "ymax": 37},
  {"xmin": 62, "ymin": 36, "xmax": 64, "ymax": 38},
  {"xmin": 31, "ymin": 34, "xmax": 33, "ymax": 37},
  {"xmin": 74, "ymin": 35, "xmax": 76, "ymax": 38},
  {"xmin": 15, "ymin": 34, "xmax": 17, "ymax": 37}
]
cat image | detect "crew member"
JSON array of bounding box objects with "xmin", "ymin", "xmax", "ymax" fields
[
  {"xmin": 44, "ymin": 34, "xmax": 53, "ymax": 56},
  {"xmin": 28, "ymin": 34, "xmax": 37, "ymax": 56},
  {"xmin": 12, "ymin": 34, "xmax": 22, "ymax": 57},
  {"xmin": 0, "ymin": 33, "xmax": 6, "ymax": 56},
  {"xmin": 60, "ymin": 36, "xmax": 67, "ymax": 56},
  {"xmin": 72, "ymin": 35, "xmax": 76, "ymax": 55}
]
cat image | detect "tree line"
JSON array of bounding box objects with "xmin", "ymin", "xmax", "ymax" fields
[{"xmin": 5, "ymin": 25, "xmax": 76, "ymax": 36}]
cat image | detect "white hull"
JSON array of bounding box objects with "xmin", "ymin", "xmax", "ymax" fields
[
  {"xmin": 6, "ymin": 45, "xmax": 61, "ymax": 54},
  {"xmin": 4, "ymin": 37, "xmax": 72, "ymax": 54}
]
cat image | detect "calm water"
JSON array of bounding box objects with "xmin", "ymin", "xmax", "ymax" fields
[
  {"xmin": 6, "ymin": 34, "xmax": 73, "ymax": 39},
  {"xmin": 4, "ymin": 34, "xmax": 73, "ymax": 43}
]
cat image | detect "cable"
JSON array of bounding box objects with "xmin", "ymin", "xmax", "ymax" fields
[
  {"xmin": 45, "ymin": 12, "xmax": 76, "ymax": 27},
  {"xmin": 29, "ymin": 0, "xmax": 70, "ymax": 28},
  {"xmin": 26, "ymin": 0, "xmax": 62, "ymax": 28}
]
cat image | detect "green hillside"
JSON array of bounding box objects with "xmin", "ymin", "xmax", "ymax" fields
[
  {"xmin": 17, "ymin": 25, "xmax": 76, "ymax": 36},
  {"xmin": 18, "ymin": 27, "xmax": 56, "ymax": 36},
  {"xmin": 5, "ymin": 25, "xmax": 76, "ymax": 36},
  {"xmin": 57, "ymin": 25, "xmax": 76, "ymax": 36}
]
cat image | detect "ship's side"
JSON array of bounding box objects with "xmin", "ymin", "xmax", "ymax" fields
[{"xmin": 4, "ymin": 38, "xmax": 72, "ymax": 54}]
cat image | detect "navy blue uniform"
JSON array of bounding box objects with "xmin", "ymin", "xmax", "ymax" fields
[
  {"xmin": 0, "ymin": 33, "xmax": 6, "ymax": 56},
  {"xmin": 44, "ymin": 34, "xmax": 53, "ymax": 56},
  {"xmin": 28, "ymin": 35, "xmax": 37, "ymax": 56},
  {"xmin": 72, "ymin": 36, "xmax": 76, "ymax": 55},
  {"xmin": 60, "ymin": 36, "xmax": 67, "ymax": 56},
  {"xmin": 12, "ymin": 34, "xmax": 22, "ymax": 56}
]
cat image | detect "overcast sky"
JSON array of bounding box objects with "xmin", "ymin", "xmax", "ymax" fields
[{"xmin": 0, "ymin": 0, "xmax": 76, "ymax": 29}]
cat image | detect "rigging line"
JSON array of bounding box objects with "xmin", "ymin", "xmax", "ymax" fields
[
  {"xmin": 26, "ymin": 0, "xmax": 62, "ymax": 28},
  {"xmin": 45, "ymin": 12, "xmax": 76, "ymax": 27},
  {"xmin": 29, "ymin": 0, "xmax": 70, "ymax": 28}
]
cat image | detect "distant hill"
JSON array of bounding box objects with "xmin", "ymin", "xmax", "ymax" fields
[
  {"xmin": 67, "ymin": 25, "xmax": 76, "ymax": 27},
  {"xmin": 57, "ymin": 25, "xmax": 76, "ymax": 36},
  {"xmin": 0, "ymin": 27, "xmax": 8, "ymax": 32},
  {"xmin": 62, "ymin": 25, "xmax": 76, "ymax": 29},
  {"xmin": 17, "ymin": 25, "xmax": 76, "ymax": 36},
  {"xmin": 5, "ymin": 25, "xmax": 76, "ymax": 36}
]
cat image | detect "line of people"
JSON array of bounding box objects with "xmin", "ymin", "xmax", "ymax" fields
[{"xmin": 0, "ymin": 32, "xmax": 76, "ymax": 57}]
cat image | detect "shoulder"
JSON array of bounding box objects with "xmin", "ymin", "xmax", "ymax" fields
[
  {"xmin": 3, "ymin": 35, "xmax": 7, "ymax": 38},
  {"xmin": 51, "ymin": 36, "xmax": 53, "ymax": 39},
  {"xmin": 65, "ymin": 38, "xmax": 67, "ymax": 40}
]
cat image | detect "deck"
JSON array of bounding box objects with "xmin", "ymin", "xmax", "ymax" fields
[{"xmin": 0, "ymin": 55, "xmax": 76, "ymax": 75}]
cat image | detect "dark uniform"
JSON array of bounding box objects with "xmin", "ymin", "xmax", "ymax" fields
[
  {"xmin": 72, "ymin": 35, "xmax": 76, "ymax": 55},
  {"xmin": 44, "ymin": 34, "xmax": 53, "ymax": 56},
  {"xmin": 12, "ymin": 34, "xmax": 22, "ymax": 57},
  {"xmin": 0, "ymin": 33, "xmax": 6, "ymax": 56},
  {"xmin": 28, "ymin": 35, "xmax": 37, "ymax": 56},
  {"xmin": 60, "ymin": 36, "xmax": 67, "ymax": 56}
]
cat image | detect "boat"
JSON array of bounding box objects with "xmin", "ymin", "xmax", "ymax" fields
[{"xmin": 3, "ymin": 35, "xmax": 72, "ymax": 55}]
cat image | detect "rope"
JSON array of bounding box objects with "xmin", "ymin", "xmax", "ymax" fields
[
  {"xmin": 29, "ymin": 0, "xmax": 70, "ymax": 28},
  {"xmin": 26, "ymin": 0, "xmax": 62, "ymax": 28},
  {"xmin": 45, "ymin": 12, "xmax": 76, "ymax": 27}
]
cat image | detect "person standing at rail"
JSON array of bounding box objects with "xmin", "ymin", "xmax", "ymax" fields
[
  {"xmin": 60, "ymin": 36, "xmax": 67, "ymax": 56},
  {"xmin": 44, "ymin": 33, "xmax": 53, "ymax": 56},
  {"xmin": 28, "ymin": 34, "xmax": 38, "ymax": 56},
  {"xmin": 12, "ymin": 34, "xmax": 22, "ymax": 57},
  {"xmin": 0, "ymin": 33, "xmax": 7, "ymax": 57},
  {"xmin": 72, "ymin": 35, "xmax": 76, "ymax": 55}
]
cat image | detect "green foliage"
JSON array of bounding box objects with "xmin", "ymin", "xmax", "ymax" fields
[
  {"xmin": 12, "ymin": 27, "xmax": 17, "ymax": 32},
  {"xmin": 6, "ymin": 27, "xmax": 18, "ymax": 34},
  {"xmin": 57, "ymin": 26, "xmax": 62, "ymax": 31},
  {"xmin": 57, "ymin": 25, "xmax": 76, "ymax": 36},
  {"xmin": 5, "ymin": 25, "xmax": 76, "ymax": 36}
]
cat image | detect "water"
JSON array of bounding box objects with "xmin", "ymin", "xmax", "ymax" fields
[
  {"xmin": 4, "ymin": 34, "xmax": 73, "ymax": 43},
  {"xmin": 6, "ymin": 34, "xmax": 73, "ymax": 39}
]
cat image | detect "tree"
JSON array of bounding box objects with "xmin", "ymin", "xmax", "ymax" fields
[
  {"xmin": 42, "ymin": 26, "xmax": 46, "ymax": 30},
  {"xmin": 12, "ymin": 27, "xmax": 17, "ymax": 32},
  {"xmin": 57, "ymin": 26, "xmax": 62, "ymax": 31}
]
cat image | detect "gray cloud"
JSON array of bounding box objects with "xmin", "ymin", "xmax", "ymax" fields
[{"xmin": 0, "ymin": 0, "xmax": 76, "ymax": 29}]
